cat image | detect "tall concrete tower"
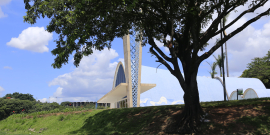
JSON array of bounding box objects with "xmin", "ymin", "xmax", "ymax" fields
[{"xmin": 123, "ymin": 31, "xmax": 142, "ymax": 108}]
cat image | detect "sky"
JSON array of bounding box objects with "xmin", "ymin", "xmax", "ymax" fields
[{"xmin": 0, "ymin": 0, "xmax": 270, "ymax": 104}]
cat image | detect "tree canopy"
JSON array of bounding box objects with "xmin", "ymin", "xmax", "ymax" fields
[
  {"xmin": 1, "ymin": 92, "xmax": 36, "ymax": 102},
  {"xmin": 240, "ymin": 50, "xmax": 270, "ymax": 89},
  {"xmin": 23, "ymin": 0, "xmax": 270, "ymax": 133}
]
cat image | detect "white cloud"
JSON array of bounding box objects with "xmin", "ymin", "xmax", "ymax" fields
[
  {"xmin": 0, "ymin": 7, "xmax": 7, "ymax": 18},
  {"xmin": 6, "ymin": 27, "xmax": 53, "ymax": 53},
  {"xmin": 0, "ymin": 0, "xmax": 11, "ymax": 5},
  {"xmin": 3, "ymin": 66, "xmax": 12, "ymax": 70},
  {"xmin": 48, "ymin": 47, "xmax": 121, "ymax": 103},
  {"xmin": 171, "ymin": 100, "xmax": 184, "ymax": 105},
  {"xmin": 203, "ymin": 19, "xmax": 270, "ymax": 78},
  {"xmin": 153, "ymin": 35, "xmax": 171, "ymax": 54},
  {"xmin": 150, "ymin": 96, "xmax": 168, "ymax": 106},
  {"xmin": 0, "ymin": 0, "xmax": 11, "ymax": 18},
  {"xmin": 0, "ymin": 86, "xmax": 5, "ymax": 97},
  {"xmin": 53, "ymin": 87, "xmax": 63, "ymax": 97}
]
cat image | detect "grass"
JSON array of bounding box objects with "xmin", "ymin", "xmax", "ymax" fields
[{"xmin": 0, "ymin": 97, "xmax": 270, "ymax": 135}]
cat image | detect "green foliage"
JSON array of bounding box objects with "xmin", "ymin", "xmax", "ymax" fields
[
  {"xmin": 0, "ymin": 99, "xmax": 34, "ymax": 120},
  {"xmin": 40, "ymin": 102, "xmax": 58, "ymax": 112},
  {"xmin": 0, "ymin": 97, "xmax": 70, "ymax": 121},
  {"xmin": 58, "ymin": 114, "xmax": 65, "ymax": 121},
  {"xmin": 60, "ymin": 101, "xmax": 73, "ymax": 107},
  {"xmin": 206, "ymin": 61, "xmax": 218, "ymax": 78},
  {"xmin": 212, "ymin": 52, "xmax": 226, "ymax": 77},
  {"xmin": 240, "ymin": 50, "xmax": 270, "ymax": 88},
  {"xmin": 1, "ymin": 92, "xmax": 35, "ymax": 102},
  {"xmin": 49, "ymin": 102, "xmax": 60, "ymax": 110},
  {"xmin": 23, "ymin": 0, "xmax": 218, "ymax": 69}
]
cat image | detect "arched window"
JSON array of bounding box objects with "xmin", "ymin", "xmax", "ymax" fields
[{"xmin": 115, "ymin": 64, "xmax": 126, "ymax": 87}]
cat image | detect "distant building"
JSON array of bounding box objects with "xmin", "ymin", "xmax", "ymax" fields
[{"xmin": 98, "ymin": 33, "xmax": 270, "ymax": 109}]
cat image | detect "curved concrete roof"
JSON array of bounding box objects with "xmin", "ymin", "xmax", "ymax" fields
[
  {"xmin": 219, "ymin": 77, "xmax": 266, "ymax": 97},
  {"xmin": 140, "ymin": 65, "xmax": 270, "ymax": 107},
  {"xmin": 253, "ymin": 88, "xmax": 270, "ymax": 98}
]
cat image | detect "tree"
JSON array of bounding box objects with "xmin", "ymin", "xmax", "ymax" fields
[
  {"xmin": 240, "ymin": 50, "xmax": 270, "ymax": 89},
  {"xmin": 206, "ymin": 61, "xmax": 218, "ymax": 78},
  {"xmin": 221, "ymin": 12, "xmax": 231, "ymax": 77},
  {"xmin": 60, "ymin": 101, "xmax": 73, "ymax": 107},
  {"xmin": 23, "ymin": 0, "xmax": 270, "ymax": 133},
  {"xmin": 213, "ymin": 53, "xmax": 226, "ymax": 77},
  {"xmin": 2, "ymin": 92, "xmax": 35, "ymax": 102}
]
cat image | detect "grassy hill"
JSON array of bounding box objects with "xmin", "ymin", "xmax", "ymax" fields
[{"xmin": 0, "ymin": 97, "xmax": 270, "ymax": 135}]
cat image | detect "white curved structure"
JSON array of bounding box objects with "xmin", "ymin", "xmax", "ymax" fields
[
  {"xmin": 98, "ymin": 33, "xmax": 270, "ymax": 109},
  {"xmin": 99, "ymin": 62, "xmax": 270, "ymax": 108}
]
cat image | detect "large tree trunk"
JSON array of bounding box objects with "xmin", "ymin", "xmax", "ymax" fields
[{"xmin": 175, "ymin": 71, "xmax": 206, "ymax": 133}]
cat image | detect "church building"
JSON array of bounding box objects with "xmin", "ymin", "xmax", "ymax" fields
[{"xmin": 97, "ymin": 33, "xmax": 270, "ymax": 108}]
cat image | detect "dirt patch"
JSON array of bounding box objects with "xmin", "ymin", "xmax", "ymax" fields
[
  {"xmin": 204, "ymin": 105, "xmax": 268, "ymax": 125},
  {"xmin": 198, "ymin": 105, "xmax": 269, "ymax": 135},
  {"xmin": 140, "ymin": 104, "xmax": 270, "ymax": 134}
]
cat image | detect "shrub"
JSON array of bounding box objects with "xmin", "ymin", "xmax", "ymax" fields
[{"xmin": 58, "ymin": 114, "xmax": 65, "ymax": 121}]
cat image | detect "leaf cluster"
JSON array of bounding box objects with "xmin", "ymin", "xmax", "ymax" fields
[
  {"xmin": 0, "ymin": 98, "xmax": 34, "ymax": 120},
  {"xmin": 1, "ymin": 92, "xmax": 35, "ymax": 102},
  {"xmin": 206, "ymin": 61, "xmax": 218, "ymax": 78},
  {"xmin": 240, "ymin": 50, "xmax": 270, "ymax": 88},
  {"xmin": 24, "ymin": 0, "xmax": 143, "ymax": 68}
]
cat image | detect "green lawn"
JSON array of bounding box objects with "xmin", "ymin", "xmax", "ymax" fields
[{"xmin": 0, "ymin": 97, "xmax": 270, "ymax": 135}]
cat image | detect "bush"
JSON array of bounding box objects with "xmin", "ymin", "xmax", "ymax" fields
[
  {"xmin": 58, "ymin": 114, "xmax": 65, "ymax": 121},
  {"xmin": 60, "ymin": 101, "xmax": 73, "ymax": 107},
  {"xmin": 0, "ymin": 98, "xmax": 34, "ymax": 120}
]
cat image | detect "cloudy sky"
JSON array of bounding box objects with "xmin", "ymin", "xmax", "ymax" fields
[{"xmin": 0, "ymin": 0, "xmax": 270, "ymax": 104}]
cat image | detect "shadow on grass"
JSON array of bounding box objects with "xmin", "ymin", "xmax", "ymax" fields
[
  {"xmin": 235, "ymin": 105, "xmax": 270, "ymax": 135},
  {"xmin": 196, "ymin": 104, "xmax": 270, "ymax": 135},
  {"xmin": 67, "ymin": 105, "xmax": 183, "ymax": 135}
]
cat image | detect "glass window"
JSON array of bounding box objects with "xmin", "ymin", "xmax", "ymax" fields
[{"xmin": 115, "ymin": 65, "xmax": 126, "ymax": 87}]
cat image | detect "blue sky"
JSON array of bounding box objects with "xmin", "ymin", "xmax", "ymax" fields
[{"xmin": 0, "ymin": 0, "xmax": 270, "ymax": 104}]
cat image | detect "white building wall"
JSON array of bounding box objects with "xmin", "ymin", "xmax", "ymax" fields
[{"xmin": 139, "ymin": 65, "xmax": 270, "ymax": 107}]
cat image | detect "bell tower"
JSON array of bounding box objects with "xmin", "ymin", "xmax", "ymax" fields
[{"xmin": 123, "ymin": 31, "xmax": 142, "ymax": 107}]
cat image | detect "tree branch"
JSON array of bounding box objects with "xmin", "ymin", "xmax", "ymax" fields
[
  {"xmin": 198, "ymin": 7, "xmax": 270, "ymax": 64},
  {"xmin": 199, "ymin": 1, "xmax": 224, "ymax": 21},
  {"xmin": 149, "ymin": 45, "xmax": 175, "ymax": 74},
  {"xmin": 214, "ymin": 0, "xmax": 268, "ymax": 36},
  {"xmin": 148, "ymin": 36, "xmax": 173, "ymax": 62},
  {"xmin": 200, "ymin": 1, "xmax": 238, "ymax": 45}
]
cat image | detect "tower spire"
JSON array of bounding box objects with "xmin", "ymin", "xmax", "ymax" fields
[{"xmin": 123, "ymin": 30, "xmax": 142, "ymax": 107}]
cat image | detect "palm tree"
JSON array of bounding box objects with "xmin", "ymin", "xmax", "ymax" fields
[
  {"xmin": 221, "ymin": 12, "xmax": 230, "ymax": 77},
  {"xmin": 206, "ymin": 61, "xmax": 218, "ymax": 78},
  {"xmin": 213, "ymin": 53, "xmax": 226, "ymax": 77}
]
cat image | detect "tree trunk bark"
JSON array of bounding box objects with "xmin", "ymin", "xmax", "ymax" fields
[{"xmin": 175, "ymin": 72, "xmax": 205, "ymax": 133}]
